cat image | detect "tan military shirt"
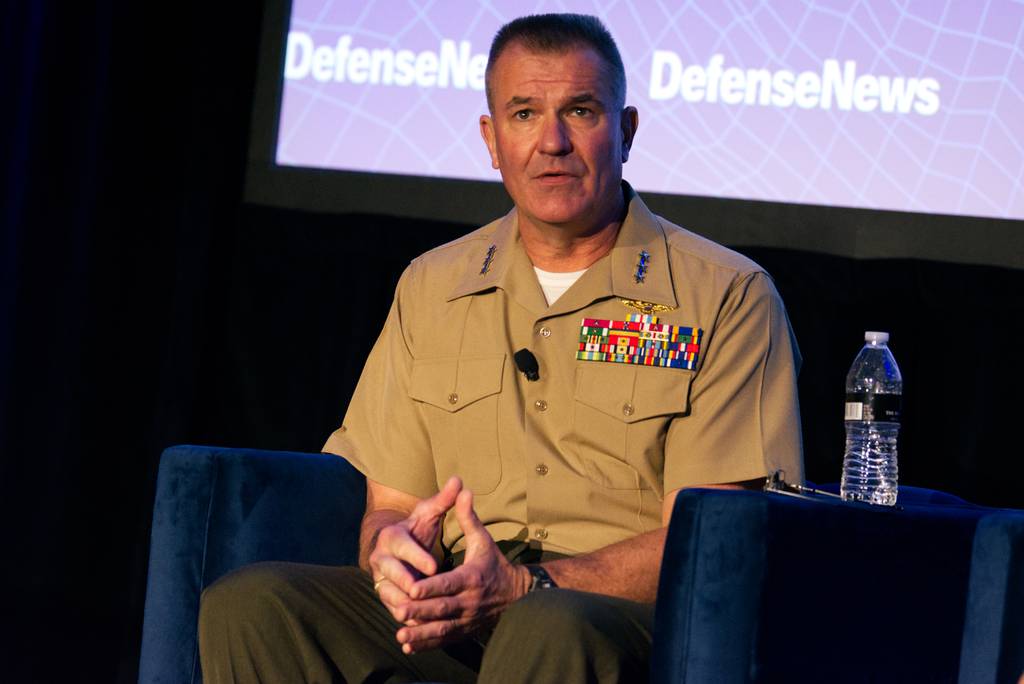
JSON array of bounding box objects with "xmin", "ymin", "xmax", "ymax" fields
[{"xmin": 323, "ymin": 185, "xmax": 803, "ymax": 556}]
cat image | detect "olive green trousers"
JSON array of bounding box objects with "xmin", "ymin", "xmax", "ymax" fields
[{"xmin": 198, "ymin": 561, "xmax": 653, "ymax": 683}]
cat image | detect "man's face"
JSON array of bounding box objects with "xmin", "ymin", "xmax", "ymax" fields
[{"xmin": 480, "ymin": 42, "xmax": 638, "ymax": 234}]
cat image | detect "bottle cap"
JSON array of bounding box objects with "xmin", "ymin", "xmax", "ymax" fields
[{"xmin": 864, "ymin": 331, "xmax": 890, "ymax": 343}]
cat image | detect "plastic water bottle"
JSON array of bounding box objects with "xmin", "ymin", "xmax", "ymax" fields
[{"xmin": 840, "ymin": 331, "xmax": 902, "ymax": 506}]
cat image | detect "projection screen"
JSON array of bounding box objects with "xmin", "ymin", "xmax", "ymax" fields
[{"xmin": 246, "ymin": 0, "xmax": 1024, "ymax": 268}]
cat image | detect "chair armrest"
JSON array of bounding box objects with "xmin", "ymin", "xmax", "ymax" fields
[
  {"xmin": 138, "ymin": 445, "xmax": 365, "ymax": 684},
  {"xmin": 652, "ymin": 489, "xmax": 990, "ymax": 683},
  {"xmin": 959, "ymin": 512, "xmax": 1024, "ymax": 684}
]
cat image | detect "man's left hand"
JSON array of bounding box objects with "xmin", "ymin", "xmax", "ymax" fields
[{"xmin": 393, "ymin": 489, "xmax": 531, "ymax": 654}]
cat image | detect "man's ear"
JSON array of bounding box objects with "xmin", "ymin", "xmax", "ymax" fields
[
  {"xmin": 479, "ymin": 115, "xmax": 500, "ymax": 170},
  {"xmin": 620, "ymin": 106, "xmax": 639, "ymax": 163}
]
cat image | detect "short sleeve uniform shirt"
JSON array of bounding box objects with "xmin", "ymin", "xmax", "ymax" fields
[{"xmin": 324, "ymin": 185, "xmax": 803, "ymax": 556}]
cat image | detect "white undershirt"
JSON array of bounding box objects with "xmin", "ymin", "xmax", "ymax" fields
[{"xmin": 533, "ymin": 266, "xmax": 588, "ymax": 306}]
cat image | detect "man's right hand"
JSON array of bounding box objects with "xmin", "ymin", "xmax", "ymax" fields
[{"xmin": 366, "ymin": 476, "xmax": 463, "ymax": 620}]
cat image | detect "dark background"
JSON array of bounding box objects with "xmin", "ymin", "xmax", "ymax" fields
[{"xmin": 2, "ymin": 3, "xmax": 1020, "ymax": 682}]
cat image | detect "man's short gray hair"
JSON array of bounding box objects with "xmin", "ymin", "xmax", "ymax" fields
[{"xmin": 485, "ymin": 14, "xmax": 627, "ymax": 113}]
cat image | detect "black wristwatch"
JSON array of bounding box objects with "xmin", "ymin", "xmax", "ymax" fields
[{"xmin": 525, "ymin": 564, "xmax": 558, "ymax": 592}]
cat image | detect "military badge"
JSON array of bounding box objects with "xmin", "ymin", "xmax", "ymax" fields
[
  {"xmin": 620, "ymin": 298, "xmax": 674, "ymax": 316},
  {"xmin": 633, "ymin": 250, "xmax": 650, "ymax": 283},
  {"xmin": 576, "ymin": 314, "xmax": 703, "ymax": 370},
  {"xmin": 480, "ymin": 244, "xmax": 496, "ymax": 275}
]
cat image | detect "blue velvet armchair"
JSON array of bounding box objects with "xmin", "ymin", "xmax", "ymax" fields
[
  {"xmin": 652, "ymin": 487, "xmax": 1024, "ymax": 683},
  {"xmin": 139, "ymin": 445, "xmax": 1024, "ymax": 683},
  {"xmin": 138, "ymin": 445, "xmax": 366, "ymax": 683}
]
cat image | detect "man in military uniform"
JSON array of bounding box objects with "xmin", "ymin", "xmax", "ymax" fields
[{"xmin": 199, "ymin": 13, "xmax": 802, "ymax": 683}]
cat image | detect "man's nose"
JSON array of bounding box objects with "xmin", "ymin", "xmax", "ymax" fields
[{"xmin": 538, "ymin": 115, "xmax": 571, "ymax": 155}]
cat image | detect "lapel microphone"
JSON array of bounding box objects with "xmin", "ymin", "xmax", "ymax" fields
[{"xmin": 514, "ymin": 349, "xmax": 540, "ymax": 381}]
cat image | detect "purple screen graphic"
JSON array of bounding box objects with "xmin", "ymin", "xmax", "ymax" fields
[{"xmin": 277, "ymin": 1, "xmax": 1024, "ymax": 221}]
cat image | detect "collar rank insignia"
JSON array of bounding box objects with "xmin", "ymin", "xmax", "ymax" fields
[
  {"xmin": 576, "ymin": 313, "xmax": 703, "ymax": 370},
  {"xmin": 633, "ymin": 250, "xmax": 651, "ymax": 283},
  {"xmin": 480, "ymin": 244, "xmax": 497, "ymax": 275},
  {"xmin": 620, "ymin": 298, "xmax": 674, "ymax": 316}
]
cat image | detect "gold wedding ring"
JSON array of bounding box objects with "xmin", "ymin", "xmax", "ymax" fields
[{"xmin": 373, "ymin": 577, "xmax": 386, "ymax": 592}]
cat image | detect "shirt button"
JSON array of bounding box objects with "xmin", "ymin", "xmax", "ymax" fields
[
  {"xmin": 539, "ymin": 326, "xmax": 552, "ymax": 338},
  {"xmin": 534, "ymin": 528, "xmax": 549, "ymax": 540},
  {"xmin": 448, "ymin": 393, "xmax": 459, "ymax": 405},
  {"xmin": 534, "ymin": 399, "xmax": 548, "ymax": 412},
  {"xmin": 535, "ymin": 464, "xmax": 549, "ymax": 476},
  {"xmin": 622, "ymin": 402, "xmax": 635, "ymax": 416}
]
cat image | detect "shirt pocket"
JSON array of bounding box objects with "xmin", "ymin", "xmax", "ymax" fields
[
  {"xmin": 572, "ymin": 364, "xmax": 692, "ymax": 492},
  {"xmin": 408, "ymin": 354, "xmax": 506, "ymax": 495}
]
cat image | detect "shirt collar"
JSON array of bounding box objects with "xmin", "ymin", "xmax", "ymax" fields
[
  {"xmin": 606, "ymin": 183, "xmax": 677, "ymax": 309},
  {"xmin": 447, "ymin": 182, "xmax": 677, "ymax": 315}
]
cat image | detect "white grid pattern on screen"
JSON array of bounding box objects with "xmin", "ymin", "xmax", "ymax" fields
[{"xmin": 275, "ymin": 0, "xmax": 1024, "ymax": 220}]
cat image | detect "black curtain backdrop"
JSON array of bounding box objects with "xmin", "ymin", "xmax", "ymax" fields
[{"xmin": 2, "ymin": 4, "xmax": 1021, "ymax": 682}]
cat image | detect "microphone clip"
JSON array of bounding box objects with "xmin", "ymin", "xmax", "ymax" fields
[{"xmin": 514, "ymin": 348, "xmax": 540, "ymax": 381}]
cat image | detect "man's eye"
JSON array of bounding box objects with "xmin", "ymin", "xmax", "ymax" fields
[
  {"xmin": 571, "ymin": 107, "xmax": 592, "ymax": 116},
  {"xmin": 514, "ymin": 110, "xmax": 532, "ymax": 120}
]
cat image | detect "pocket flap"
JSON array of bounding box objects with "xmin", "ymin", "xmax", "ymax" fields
[
  {"xmin": 575, "ymin": 364, "xmax": 691, "ymax": 423},
  {"xmin": 409, "ymin": 354, "xmax": 506, "ymax": 412}
]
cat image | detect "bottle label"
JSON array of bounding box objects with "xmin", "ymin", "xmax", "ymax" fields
[{"xmin": 845, "ymin": 393, "xmax": 901, "ymax": 422}]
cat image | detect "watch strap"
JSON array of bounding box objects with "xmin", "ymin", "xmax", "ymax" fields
[{"xmin": 525, "ymin": 564, "xmax": 558, "ymax": 592}]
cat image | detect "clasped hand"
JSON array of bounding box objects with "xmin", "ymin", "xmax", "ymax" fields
[{"xmin": 367, "ymin": 476, "xmax": 530, "ymax": 654}]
